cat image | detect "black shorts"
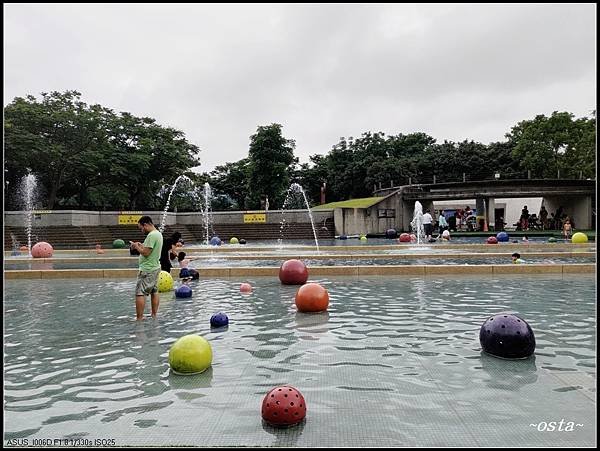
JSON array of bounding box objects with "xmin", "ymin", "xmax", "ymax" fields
[{"xmin": 424, "ymin": 224, "xmax": 433, "ymax": 235}]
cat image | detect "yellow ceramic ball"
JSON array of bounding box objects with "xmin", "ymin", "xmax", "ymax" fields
[
  {"xmin": 169, "ymin": 335, "xmax": 213, "ymax": 374},
  {"xmin": 571, "ymin": 232, "xmax": 588, "ymax": 244},
  {"xmin": 158, "ymin": 270, "xmax": 174, "ymax": 292}
]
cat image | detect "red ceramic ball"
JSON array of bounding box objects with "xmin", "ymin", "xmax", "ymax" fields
[
  {"xmin": 240, "ymin": 283, "xmax": 253, "ymax": 293},
  {"xmin": 279, "ymin": 259, "xmax": 309, "ymax": 285},
  {"xmin": 399, "ymin": 233, "xmax": 411, "ymax": 243},
  {"xmin": 295, "ymin": 283, "xmax": 329, "ymax": 312},
  {"xmin": 486, "ymin": 236, "xmax": 498, "ymax": 244},
  {"xmin": 261, "ymin": 385, "xmax": 307, "ymax": 427},
  {"xmin": 31, "ymin": 241, "xmax": 54, "ymax": 258}
]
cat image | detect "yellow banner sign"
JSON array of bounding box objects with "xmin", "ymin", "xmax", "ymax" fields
[
  {"xmin": 244, "ymin": 213, "xmax": 266, "ymax": 223},
  {"xmin": 118, "ymin": 214, "xmax": 142, "ymax": 225}
]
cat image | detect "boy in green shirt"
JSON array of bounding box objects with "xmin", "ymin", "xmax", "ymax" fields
[{"xmin": 130, "ymin": 216, "xmax": 163, "ymax": 320}]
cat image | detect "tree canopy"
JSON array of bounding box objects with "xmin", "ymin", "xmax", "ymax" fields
[
  {"xmin": 4, "ymin": 90, "xmax": 200, "ymax": 210},
  {"xmin": 4, "ymin": 91, "xmax": 595, "ymax": 211}
]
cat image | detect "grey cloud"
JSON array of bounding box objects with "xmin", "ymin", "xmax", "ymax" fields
[{"xmin": 4, "ymin": 4, "xmax": 595, "ymax": 172}]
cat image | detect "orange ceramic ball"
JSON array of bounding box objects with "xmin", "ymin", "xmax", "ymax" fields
[
  {"xmin": 19, "ymin": 246, "xmax": 29, "ymax": 252},
  {"xmin": 31, "ymin": 241, "xmax": 53, "ymax": 258},
  {"xmin": 279, "ymin": 259, "xmax": 309, "ymax": 285},
  {"xmin": 240, "ymin": 283, "xmax": 253, "ymax": 293},
  {"xmin": 295, "ymin": 283, "xmax": 329, "ymax": 312}
]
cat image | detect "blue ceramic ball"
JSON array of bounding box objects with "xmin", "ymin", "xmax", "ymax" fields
[
  {"xmin": 175, "ymin": 285, "xmax": 193, "ymax": 298},
  {"xmin": 386, "ymin": 229, "xmax": 398, "ymax": 239},
  {"xmin": 479, "ymin": 313, "xmax": 535, "ymax": 359},
  {"xmin": 210, "ymin": 312, "xmax": 229, "ymax": 328},
  {"xmin": 209, "ymin": 236, "xmax": 222, "ymax": 246},
  {"xmin": 179, "ymin": 268, "xmax": 191, "ymax": 278},
  {"xmin": 496, "ymin": 231, "xmax": 509, "ymax": 242}
]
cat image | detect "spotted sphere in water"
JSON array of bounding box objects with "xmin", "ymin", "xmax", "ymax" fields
[
  {"xmin": 479, "ymin": 313, "xmax": 535, "ymax": 359},
  {"xmin": 261, "ymin": 386, "xmax": 306, "ymax": 427},
  {"xmin": 31, "ymin": 241, "xmax": 53, "ymax": 258},
  {"xmin": 158, "ymin": 271, "xmax": 174, "ymax": 292}
]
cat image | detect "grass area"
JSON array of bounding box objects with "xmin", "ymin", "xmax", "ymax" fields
[{"xmin": 312, "ymin": 197, "xmax": 384, "ymax": 210}]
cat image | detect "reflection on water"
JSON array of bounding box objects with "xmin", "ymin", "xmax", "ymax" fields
[{"xmin": 4, "ymin": 275, "xmax": 596, "ymax": 447}]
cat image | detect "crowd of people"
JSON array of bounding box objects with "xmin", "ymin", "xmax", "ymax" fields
[{"xmin": 517, "ymin": 204, "xmax": 574, "ymax": 238}]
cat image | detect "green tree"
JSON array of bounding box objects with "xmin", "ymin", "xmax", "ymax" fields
[
  {"xmin": 506, "ymin": 111, "xmax": 580, "ymax": 178},
  {"xmin": 209, "ymin": 158, "xmax": 250, "ymax": 210},
  {"xmin": 246, "ymin": 124, "xmax": 297, "ymax": 209},
  {"xmin": 4, "ymin": 90, "xmax": 201, "ymax": 210}
]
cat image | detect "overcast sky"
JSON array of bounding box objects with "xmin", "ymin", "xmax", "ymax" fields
[{"xmin": 4, "ymin": 3, "xmax": 596, "ymax": 172}]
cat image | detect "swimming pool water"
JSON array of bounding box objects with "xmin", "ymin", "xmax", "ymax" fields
[{"xmin": 4, "ymin": 275, "xmax": 596, "ymax": 447}]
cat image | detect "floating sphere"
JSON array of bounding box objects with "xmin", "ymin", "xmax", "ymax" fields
[
  {"xmin": 399, "ymin": 233, "xmax": 411, "ymax": 243},
  {"xmin": 479, "ymin": 313, "xmax": 535, "ymax": 359},
  {"xmin": 230, "ymin": 237, "xmax": 239, "ymax": 244},
  {"xmin": 295, "ymin": 283, "xmax": 329, "ymax": 313},
  {"xmin": 339, "ymin": 235, "xmax": 348, "ymax": 240},
  {"xmin": 210, "ymin": 312, "xmax": 229, "ymax": 328},
  {"xmin": 279, "ymin": 259, "xmax": 309, "ymax": 285},
  {"xmin": 386, "ymin": 228, "xmax": 398, "ymax": 239},
  {"xmin": 359, "ymin": 235, "xmax": 367, "ymax": 241},
  {"xmin": 179, "ymin": 268, "xmax": 191, "ymax": 278},
  {"xmin": 31, "ymin": 241, "xmax": 53, "ymax": 258},
  {"xmin": 548, "ymin": 237, "xmax": 557, "ymax": 243},
  {"xmin": 239, "ymin": 238, "xmax": 247, "ymax": 245},
  {"xmin": 209, "ymin": 236, "xmax": 222, "ymax": 246},
  {"xmin": 572, "ymin": 232, "xmax": 588, "ymax": 244},
  {"xmin": 261, "ymin": 386, "xmax": 306, "ymax": 427},
  {"xmin": 175, "ymin": 285, "xmax": 192, "ymax": 298},
  {"xmin": 410, "ymin": 234, "xmax": 417, "ymax": 242},
  {"xmin": 240, "ymin": 283, "xmax": 253, "ymax": 293},
  {"xmin": 169, "ymin": 334, "xmax": 212, "ymax": 374},
  {"xmin": 19, "ymin": 245, "xmax": 29, "ymax": 252},
  {"xmin": 158, "ymin": 270, "xmax": 174, "ymax": 292},
  {"xmin": 112, "ymin": 239, "xmax": 126, "ymax": 249},
  {"xmin": 496, "ymin": 231, "xmax": 509, "ymax": 242},
  {"xmin": 486, "ymin": 236, "xmax": 498, "ymax": 244}
]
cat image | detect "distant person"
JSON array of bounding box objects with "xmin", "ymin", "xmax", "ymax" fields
[
  {"xmin": 520, "ymin": 205, "xmax": 530, "ymax": 231},
  {"xmin": 422, "ymin": 209, "xmax": 434, "ymax": 241},
  {"xmin": 522, "ymin": 235, "xmax": 529, "ymax": 244},
  {"xmin": 441, "ymin": 229, "xmax": 451, "ymax": 241},
  {"xmin": 539, "ymin": 206, "xmax": 549, "ymax": 230},
  {"xmin": 495, "ymin": 216, "xmax": 505, "ymax": 232},
  {"xmin": 511, "ymin": 252, "xmax": 524, "ymax": 264},
  {"xmin": 456, "ymin": 209, "xmax": 464, "ymax": 230},
  {"xmin": 177, "ymin": 252, "xmax": 200, "ymax": 280},
  {"xmin": 437, "ymin": 210, "xmax": 448, "ymax": 233},
  {"xmin": 562, "ymin": 219, "xmax": 572, "ymax": 239},
  {"xmin": 265, "ymin": 196, "xmax": 269, "ymax": 211},
  {"xmin": 130, "ymin": 216, "xmax": 163, "ymax": 320},
  {"xmin": 160, "ymin": 231, "xmax": 182, "ymax": 273},
  {"xmin": 448, "ymin": 213, "xmax": 457, "ymax": 232}
]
